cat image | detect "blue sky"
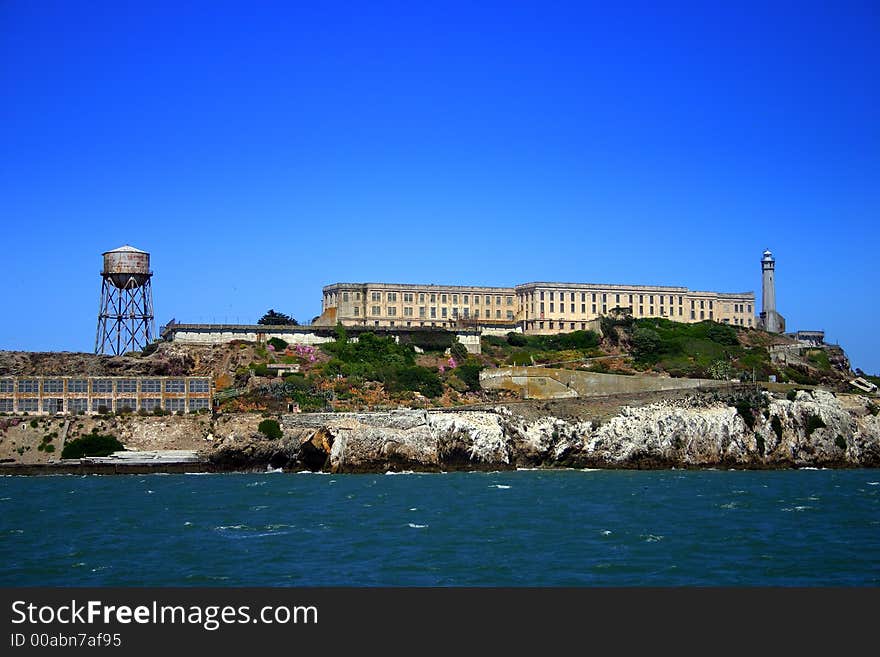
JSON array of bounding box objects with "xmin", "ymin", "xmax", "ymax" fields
[{"xmin": 1, "ymin": 1, "xmax": 878, "ymax": 372}]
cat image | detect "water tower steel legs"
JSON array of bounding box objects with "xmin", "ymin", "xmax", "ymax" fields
[{"xmin": 95, "ymin": 278, "xmax": 155, "ymax": 355}]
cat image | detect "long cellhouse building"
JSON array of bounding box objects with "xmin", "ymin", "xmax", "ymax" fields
[{"xmin": 316, "ymin": 281, "xmax": 755, "ymax": 335}]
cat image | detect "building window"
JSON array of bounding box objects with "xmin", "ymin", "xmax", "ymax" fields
[
  {"xmin": 67, "ymin": 398, "xmax": 88, "ymax": 413},
  {"xmin": 550, "ymin": 303, "xmax": 554, "ymax": 312},
  {"xmin": 355, "ymin": 292, "xmax": 361, "ymax": 300},
  {"xmin": 189, "ymin": 379, "xmax": 210, "ymax": 393},
  {"xmin": 474, "ymin": 295, "xmax": 479, "ymax": 304},
  {"xmin": 496, "ymin": 310, "xmax": 501, "ymax": 318},
  {"xmin": 700, "ymin": 311, "xmax": 705, "ymax": 319},
  {"xmin": 403, "ymin": 293, "xmax": 413, "ymax": 303},
  {"xmin": 388, "ymin": 307, "xmax": 397, "ymax": 316},
  {"xmin": 0, "ymin": 379, "xmax": 12, "ymax": 393},
  {"xmin": 581, "ymin": 304, "xmax": 586, "ymax": 313},
  {"xmin": 540, "ymin": 291, "xmax": 545, "ymax": 301},
  {"xmin": 550, "ymin": 291, "xmax": 554, "ymax": 301},
  {"xmin": 629, "ymin": 294, "xmax": 634, "ymax": 304},
  {"xmin": 165, "ymin": 379, "xmax": 185, "ymax": 393},
  {"xmin": 189, "ymin": 399, "xmax": 210, "ymax": 411},
  {"xmin": 549, "ymin": 321, "xmax": 554, "ymax": 329},
  {"xmin": 463, "ymin": 308, "xmax": 470, "ymax": 318},
  {"xmin": 506, "ymin": 311, "xmax": 514, "ymax": 320},
  {"xmin": 371, "ymin": 292, "xmax": 381, "ymax": 302},
  {"xmin": 91, "ymin": 398, "xmax": 112, "ymax": 412},
  {"xmin": 592, "ymin": 304, "xmax": 596, "ymax": 313},
  {"xmin": 372, "ymin": 306, "xmax": 381, "ymax": 316},
  {"xmin": 452, "ymin": 308, "xmax": 458, "ymax": 319},
  {"xmin": 709, "ymin": 311, "xmax": 713, "ymax": 320},
  {"xmin": 440, "ymin": 308, "xmax": 447, "ymax": 318},
  {"xmin": 404, "ymin": 307, "xmax": 413, "ymax": 316},
  {"xmin": 649, "ymin": 306, "xmax": 654, "ymax": 314},
  {"xmin": 441, "ymin": 294, "xmax": 447, "ymax": 303},
  {"xmin": 118, "ymin": 379, "xmax": 137, "ymax": 393},
  {"xmin": 602, "ymin": 304, "xmax": 607, "ymax": 313},
  {"xmin": 419, "ymin": 307, "xmax": 426, "ymax": 318},
  {"xmin": 679, "ymin": 296, "xmax": 683, "ymax": 305},
  {"xmin": 430, "ymin": 294, "xmax": 436, "ymax": 303},
  {"xmin": 507, "ymin": 296, "xmax": 513, "ymax": 305},
  {"xmin": 140, "ymin": 398, "xmax": 161, "ymax": 411},
  {"xmin": 615, "ymin": 294, "xmax": 620, "ymax": 303},
  {"xmin": 474, "ymin": 310, "xmax": 480, "ymax": 318},
  {"xmin": 639, "ymin": 306, "xmax": 644, "ymax": 315},
  {"xmin": 419, "ymin": 293, "xmax": 425, "ymax": 303},
  {"xmin": 463, "ymin": 294, "xmax": 469, "ymax": 304},
  {"xmin": 602, "ymin": 293, "xmax": 607, "ymax": 302},
  {"xmin": 342, "ymin": 292, "xmax": 349, "ymax": 302},
  {"xmin": 92, "ymin": 379, "xmax": 113, "ymax": 393},
  {"xmin": 141, "ymin": 379, "xmax": 161, "ymax": 393},
  {"xmin": 747, "ymin": 304, "xmax": 752, "ymax": 313},
  {"xmin": 691, "ymin": 310, "xmax": 696, "ymax": 319},
  {"xmin": 43, "ymin": 379, "xmax": 63, "ymax": 393},
  {"xmin": 387, "ymin": 292, "xmax": 397, "ymax": 302},
  {"xmin": 452, "ymin": 294, "xmax": 458, "ymax": 304},
  {"xmin": 116, "ymin": 398, "xmax": 137, "ymax": 412},
  {"xmin": 430, "ymin": 307, "xmax": 436, "ymax": 318},
  {"xmin": 353, "ymin": 307, "xmax": 359, "ymax": 316},
  {"xmin": 679, "ymin": 308, "xmax": 683, "ymax": 316},
  {"xmin": 486, "ymin": 295, "xmax": 491, "ymax": 304},
  {"xmin": 16, "ymin": 379, "xmax": 38, "ymax": 393},
  {"xmin": 570, "ymin": 303, "xmax": 575, "ymax": 313},
  {"xmin": 165, "ymin": 399, "xmax": 186, "ymax": 413},
  {"xmin": 540, "ymin": 302, "xmax": 545, "ymax": 314}
]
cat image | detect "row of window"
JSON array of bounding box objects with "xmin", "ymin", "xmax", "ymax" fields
[
  {"xmin": 0, "ymin": 379, "xmax": 211, "ymax": 394},
  {"xmin": 366, "ymin": 306, "xmax": 514, "ymax": 320},
  {"xmin": 0, "ymin": 398, "xmax": 210, "ymax": 413},
  {"xmin": 348, "ymin": 292, "xmax": 515, "ymax": 305}
]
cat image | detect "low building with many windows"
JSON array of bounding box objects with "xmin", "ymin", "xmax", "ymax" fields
[
  {"xmin": 317, "ymin": 281, "xmax": 755, "ymax": 335},
  {"xmin": 0, "ymin": 376, "xmax": 213, "ymax": 415}
]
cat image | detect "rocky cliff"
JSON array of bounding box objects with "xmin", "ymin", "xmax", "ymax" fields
[{"xmin": 208, "ymin": 390, "xmax": 880, "ymax": 472}]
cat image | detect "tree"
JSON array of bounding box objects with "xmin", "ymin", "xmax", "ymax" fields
[
  {"xmin": 258, "ymin": 309, "xmax": 298, "ymax": 326},
  {"xmin": 631, "ymin": 327, "xmax": 661, "ymax": 360}
]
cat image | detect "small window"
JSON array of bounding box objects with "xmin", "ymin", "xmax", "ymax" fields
[{"xmin": 164, "ymin": 379, "xmax": 185, "ymax": 393}]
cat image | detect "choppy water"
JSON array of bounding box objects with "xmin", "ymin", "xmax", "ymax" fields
[{"xmin": 2, "ymin": 469, "xmax": 879, "ymax": 586}]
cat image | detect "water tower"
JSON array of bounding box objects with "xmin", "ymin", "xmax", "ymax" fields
[{"xmin": 94, "ymin": 245, "xmax": 155, "ymax": 355}]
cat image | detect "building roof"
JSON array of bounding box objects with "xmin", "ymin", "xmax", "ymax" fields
[{"xmin": 103, "ymin": 245, "xmax": 148, "ymax": 255}]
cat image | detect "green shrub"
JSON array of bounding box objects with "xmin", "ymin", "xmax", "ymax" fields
[
  {"xmin": 268, "ymin": 337, "xmax": 289, "ymax": 352},
  {"xmin": 867, "ymin": 402, "xmax": 879, "ymax": 417},
  {"xmin": 252, "ymin": 363, "xmax": 276, "ymax": 377},
  {"xmin": 446, "ymin": 375, "xmax": 468, "ymax": 393},
  {"xmin": 44, "ymin": 444, "xmax": 55, "ymax": 453},
  {"xmin": 450, "ymin": 340, "xmax": 469, "ymax": 362},
  {"xmin": 383, "ymin": 366, "xmax": 443, "ymax": 398},
  {"xmin": 706, "ymin": 323, "xmax": 738, "ymax": 346},
  {"xmin": 29, "ymin": 419, "xmax": 38, "ymax": 428},
  {"xmin": 834, "ymin": 435, "xmax": 847, "ymax": 450},
  {"xmin": 771, "ymin": 416, "xmax": 783, "ymax": 441},
  {"xmin": 804, "ymin": 414, "xmax": 826, "ymax": 437},
  {"xmin": 786, "ymin": 389, "xmax": 798, "ymax": 402},
  {"xmin": 61, "ymin": 433, "xmax": 124, "ymax": 459},
  {"xmin": 397, "ymin": 331, "xmax": 454, "ymax": 352},
  {"xmin": 631, "ymin": 327, "xmax": 661, "ymax": 360},
  {"xmin": 506, "ymin": 332, "xmax": 528, "ymax": 347},
  {"xmin": 756, "ymin": 434, "xmax": 765, "ymax": 456},
  {"xmin": 735, "ymin": 399, "xmax": 757, "ymax": 430},
  {"xmin": 455, "ymin": 363, "xmax": 484, "ymax": 392},
  {"xmin": 257, "ymin": 419, "xmax": 282, "ymax": 440}
]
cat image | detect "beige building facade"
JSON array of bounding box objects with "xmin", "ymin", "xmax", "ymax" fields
[
  {"xmin": 317, "ymin": 283, "xmax": 518, "ymax": 330},
  {"xmin": 318, "ymin": 281, "xmax": 755, "ymax": 335}
]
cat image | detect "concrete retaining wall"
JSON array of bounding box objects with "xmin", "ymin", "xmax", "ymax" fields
[{"xmin": 480, "ymin": 366, "xmax": 727, "ymax": 400}]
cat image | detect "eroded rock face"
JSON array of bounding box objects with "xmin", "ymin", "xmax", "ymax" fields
[{"xmin": 207, "ymin": 392, "xmax": 880, "ymax": 472}]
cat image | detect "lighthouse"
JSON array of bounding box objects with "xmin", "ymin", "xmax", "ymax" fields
[{"xmin": 758, "ymin": 249, "xmax": 785, "ymax": 333}]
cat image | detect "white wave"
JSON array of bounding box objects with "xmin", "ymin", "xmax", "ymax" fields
[
  {"xmin": 490, "ymin": 484, "xmax": 511, "ymax": 489},
  {"xmin": 146, "ymin": 490, "xmax": 154, "ymax": 494},
  {"xmin": 641, "ymin": 534, "xmax": 663, "ymax": 542},
  {"xmin": 183, "ymin": 521, "xmax": 193, "ymax": 526},
  {"xmin": 385, "ymin": 470, "xmax": 416, "ymax": 475},
  {"xmin": 184, "ymin": 472, "xmax": 213, "ymax": 475},
  {"xmin": 867, "ymin": 482, "xmax": 879, "ymax": 486},
  {"xmin": 409, "ymin": 507, "xmax": 418, "ymax": 511},
  {"xmin": 266, "ymin": 467, "xmax": 283, "ymax": 473},
  {"xmin": 601, "ymin": 530, "xmax": 612, "ymax": 536},
  {"xmin": 720, "ymin": 502, "xmax": 737, "ymax": 509},
  {"xmin": 408, "ymin": 523, "xmax": 428, "ymax": 529},
  {"xmin": 246, "ymin": 481, "xmax": 266, "ymax": 487}
]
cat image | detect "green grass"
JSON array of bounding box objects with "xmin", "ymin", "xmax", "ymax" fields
[{"xmin": 806, "ymin": 349, "xmax": 831, "ymax": 370}]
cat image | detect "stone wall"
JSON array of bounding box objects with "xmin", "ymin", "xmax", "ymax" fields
[{"xmin": 480, "ymin": 366, "xmax": 727, "ymax": 400}]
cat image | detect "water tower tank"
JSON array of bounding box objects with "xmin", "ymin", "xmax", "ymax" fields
[{"xmin": 102, "ymin": 245, "xmax": 151, "ymax": 289}]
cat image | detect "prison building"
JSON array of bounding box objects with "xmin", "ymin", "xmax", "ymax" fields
[
  {"xmin": 516, "ymin": 283, "xmax": 755, "ymax": 334},
  {"xmin": 316, "ymin": 283, "xmax": 519, "ymax": 331},
  {"xmin": 318, "ymin": 281, "xmax": 755, "ymax": 335},
  {"xmin": 0, "ymin": 376, "xmax": 213, "ymax": 415}
]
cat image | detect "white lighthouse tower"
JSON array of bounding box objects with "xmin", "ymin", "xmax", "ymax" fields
[{"xmin": 758, "ymin": 249, "xmax": 785, "ymax": 333}]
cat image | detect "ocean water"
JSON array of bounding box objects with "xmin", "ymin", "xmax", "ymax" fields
[{"xmin": 1, "ymin": 469, "xmax": 879, "ymax": 586}]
